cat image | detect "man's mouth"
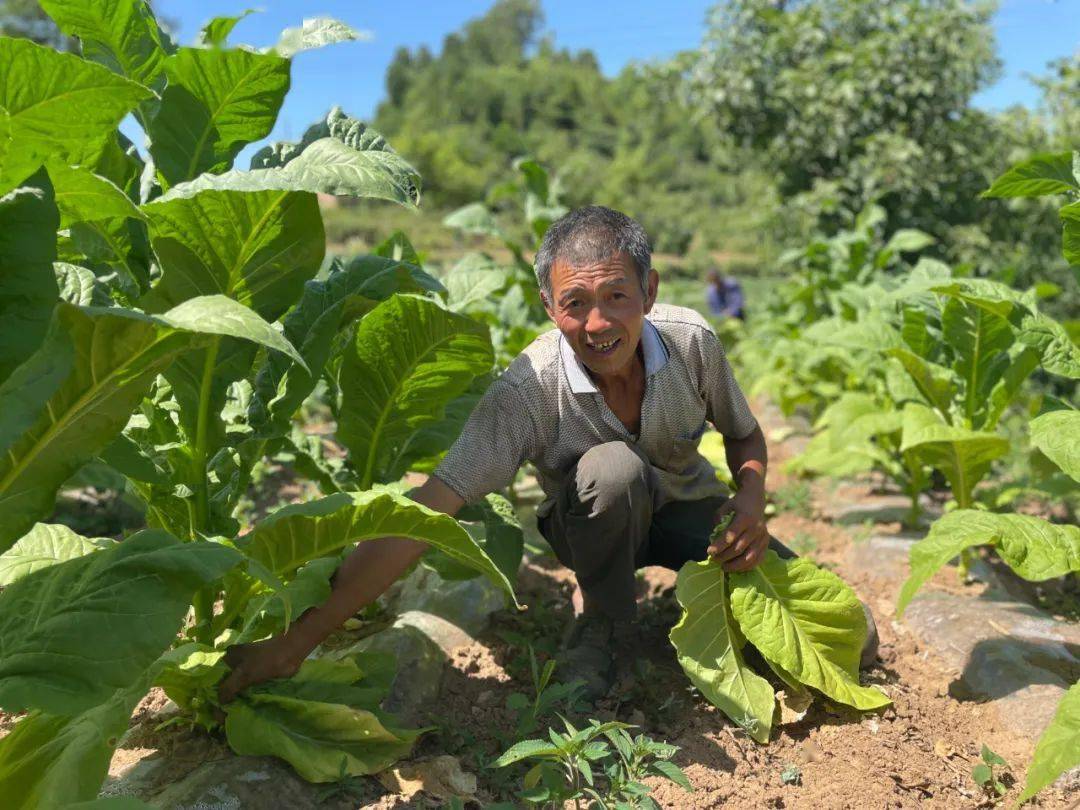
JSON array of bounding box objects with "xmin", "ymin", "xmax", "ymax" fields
[{"xmin": 586, "ymin": 336, "xmax": 621, "ymax": 355}]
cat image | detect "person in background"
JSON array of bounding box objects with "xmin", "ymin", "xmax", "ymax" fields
[{"xmin": 706, "ymin": 269, "xmax": 745, "ymax": 321}]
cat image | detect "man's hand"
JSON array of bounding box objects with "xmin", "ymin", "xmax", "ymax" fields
[
  {"xmin": 218, "ymin": 636, "xmax": 303, "ymax": 704},
  {"xmin": 707, "ymin": 481, "xmax": 769, "ymax": 572}
]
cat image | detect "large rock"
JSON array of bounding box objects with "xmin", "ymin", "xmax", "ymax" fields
[
  {"xmin": 823, "ymin": 494, "xmax": 937, "ymax": 526},
  {"xmin": 324, "ymin": 610, "xmax": 479, "ymax": 723},
  {"xmin": 106, "ymin": 752, "xmax": 327, "ymax": 810},
  {"xmin": 382, "ymin": 563, "xmax": 507, "ymax": 635},
  {"xmin": 846, "ymin": 531, "xmax": 924, "ymax": 586},
  {"xmin": 904, "ymin": 592, "xmax": 1080, "ymax": 740}
]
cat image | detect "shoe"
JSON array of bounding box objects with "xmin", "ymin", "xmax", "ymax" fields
[{"xmin": 557, "ymin": 612, "xmax": 615, "ymax": 702}]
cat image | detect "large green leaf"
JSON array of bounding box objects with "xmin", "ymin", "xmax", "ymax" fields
[
  {"xmin": 899, "ymin": 403, "xmax": 1008, "ymax": 507},
  {"xmin": 0, "ymin": 522, "xmax": 113, "ymax": 586},
  {"xmin": 0, "ymin": 299, "xmax": 298, "ymax": 550},
  {"xmin": 0, "ymin": 529, "xmax": 239, "ymax": 714},
  {"xmin": 338, "ymin": 295, "xmax": 493, "ymax": 488},
  {"xmin": 271, "ymin": 18, "xmax": 362, "ymax": 58},
  {"xmin": 982, "ymin": 152, "xmax": 1078, "ymax": 199},
  {"xmin": 0, "ymin": 171, "xmax": 58, "ymax": 386},
  {"xmin": 46, "ymin": 160, "xmax": 145, "ymax": 228},
  {"xmin": 141, "ymin": 188, "xmax": 324, "ymax": 316},
  {"xmin": 247, "ymin": 258, "xmax": 440, "ymax": 444},
  {"xmin": 0, "ymin": 38, "xmax": 151, "ymax": 195},
  {"xmin": 729, "ymin": 551, "xmax": 890, "ymax": 711},
  {"xmin": 423, "ymin": 492, "xmax": 524, "ymax": 586},
  {"xmin": 1018, "ymin": 681, "xmax": 1080, "ymax": 804},
  {"xmin": 239, "ymin": 489, "xmax": 516, "ymax": 601},
  {"xmin": 897, "ymin": 510, "xmax": 1080, "ymax": 616},
  {"xmin": 197, "ymin": 9, "xmax": 257, "ymax": 47},
  {"xmin": 162, "ymin": 137, "xmax": 421, "ymax": 208},
  {"xmin": 1017, "ymin": 309, "xmax": 1080, "ymax": 380},
  {"xmin": 1062, "ymin": 201, "xmax": 1080, "ymax": 267},
  {"xmin": 38, "ymin": 0, "xmax": 173, "ymax": 91},
  {"xmin": 888, "ymin": 349, "xmax": 957, "ymax": 416},
  {"xmin": 0, "ymin": 680, "xmax": 147, "ymax": 809},
  {"xmin": 147, "ymin": 47, "xmax": 290, "ymax": 187},
  {"xmin": 225, "ymin": 657, "xmax": 419, "ymax": 782},
  {"xmin": 941, "ymin": 299, "xmax": 1013, "ymax": 428},
  {"xmin": 1030, "ymin": 410, "xmax": 1080, "ymax": 482},
  {"xmin": 669, "ymin": 560, "xmax": 775, "ymax": 743}
]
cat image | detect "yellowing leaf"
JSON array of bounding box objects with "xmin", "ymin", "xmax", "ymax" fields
[{"xmin": 669, "ymin": 560, "xmax": 775, "ymax": 743}]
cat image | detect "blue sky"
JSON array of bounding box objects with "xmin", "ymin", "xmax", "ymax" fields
[{"xmin": 152, "ymin": 0, "xmax": 1079, "ymax": 156}]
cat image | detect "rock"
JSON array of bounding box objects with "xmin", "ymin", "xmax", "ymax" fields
[
  {"xmin": 106, "ymin": 754, "xmax": 321, "ymax": 810},
  {"xmin": 824, "ymin": 494, "xmax": 936, "ymax": 526},
  {"xmin": 846, "ymin": 531, "xmax": 925, "ymax": 586},
  {"xmin": 325, "ymin": 615, "xmax": 449, "ymax": 722},
  {"xmin": 382, "ymin": 564, "xmax": 506, "ymax": 636},
  {"xmin": 903, "ymin": 592, "xmax": 1080, "ymax": 739},
  {"xmin": 377, "ymin": 755, "xmax": 478, "ymax": 801}
]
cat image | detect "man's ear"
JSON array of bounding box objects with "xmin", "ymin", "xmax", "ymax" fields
[{"xmin": 643, "ymin": 268, "xmax": 660, "ymax": 314}]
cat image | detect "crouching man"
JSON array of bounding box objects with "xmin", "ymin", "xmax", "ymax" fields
[{"xmin": 220, "ymin": 205, "xmax": 878, "ymax": 702}]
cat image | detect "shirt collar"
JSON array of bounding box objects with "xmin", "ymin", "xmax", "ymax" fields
[{"xmin": 560, "ymin": 319, "xmax": 670, "ymax": 395}]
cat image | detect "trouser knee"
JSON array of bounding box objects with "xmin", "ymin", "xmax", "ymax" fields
[{"xmin": 569, "ymin": 441, "xmax": 652, "ymax": 519}]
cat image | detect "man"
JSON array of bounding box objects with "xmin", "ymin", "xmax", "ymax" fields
[
  {"xmin": 706, "ymin": 269, "xmax": 745, "ymax": 321},
  {"xmin": 220, "ymin": 206, "xmax": 877, "ymax": 702}
]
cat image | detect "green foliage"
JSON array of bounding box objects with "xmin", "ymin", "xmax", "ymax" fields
[
  {"xmin": 971, "ymin": 743, "xmax": 1009, "ymax": 797},
  {"xmin": 224, "ymin": 655, "xmax": 420, "ymax": 782},
  {"xmin": 670, "ymin": 552, "xmax": 889, "ymax": 743},
  {"xmin": 374, "ymin": 0, "xmax": 755, "ymax": 254},
  {"xmin": 1019, "ymin": 681, "xmax": 1080, "ymax": 804},
  {"xmin": 0, "ymin": 3, "xmax": 518, "ymax": 802},
  {"xmin": 493, "ymin": 717, "xmax": 692, "ymax": 809}
]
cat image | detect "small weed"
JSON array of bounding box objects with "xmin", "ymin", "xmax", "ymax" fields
[
  {"xmin": 786, "ymin": 531, "xmax": 818, "ymax": 556},
  {"xmin": 972, "ymin": 744, "xmax": 1010, "ymax": 797},
  {"xmin": 780, "ymin": 764, "xmax": 802, "ymax": 786},
  {"xmin": 504, "ymin": 647, "xmax": 587, "ymax": 738},
  {"xmin": 770, "ymin": 482, "xmax": 814, "ymax": 518},
  {"xmin": 493, "ymin": 717, "xmax": 692, "ymax": 809}
]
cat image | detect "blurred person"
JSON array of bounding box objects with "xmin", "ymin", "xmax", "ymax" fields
[
  {"xmin": 220, "ymin": 206, "xmax": 877, "ymax": 703},
  {"xmin": 706, "ymin": 268, "xmax": 745, "ymax": 321}
]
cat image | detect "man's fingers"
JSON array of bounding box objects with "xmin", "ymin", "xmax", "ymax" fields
[
  {"xmin": 722, "ymin": 532, "xmax": 769, "ymax": 572},
  {"xmin": 217, "ymin": 670, "xmax": 245, "ymax": 704}
]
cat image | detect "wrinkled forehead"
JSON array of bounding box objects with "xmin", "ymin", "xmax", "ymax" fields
[{"xmin": 549, "ymin": 250, "xmax": 636, "ymax": 292}]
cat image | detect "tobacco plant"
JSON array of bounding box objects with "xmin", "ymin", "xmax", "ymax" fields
[{"xmin": 0, "ymin": 3, "xmax": 518, "ymax": 806}]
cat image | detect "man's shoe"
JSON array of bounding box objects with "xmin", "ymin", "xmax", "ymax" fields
[{"xmin": 557, "ymin": 612, "xmax": 615, "ymax": 702}]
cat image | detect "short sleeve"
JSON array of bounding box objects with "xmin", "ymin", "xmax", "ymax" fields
[
  {"xmin": 432, "ymin": 377, "xmax": 536, "ymax": 504},
  {"xmin": 699, "ymin": 330, "xmax": 758, "ymax": 439}
]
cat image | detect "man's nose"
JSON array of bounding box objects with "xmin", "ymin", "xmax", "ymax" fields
[{"xmin": 585, "ymin": 306, "xmax": 612, "ymax": 334}]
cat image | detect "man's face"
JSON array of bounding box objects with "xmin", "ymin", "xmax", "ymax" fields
[{"xmin": 543, "ymin": 251, "xmax": 659, "ymax": 379}]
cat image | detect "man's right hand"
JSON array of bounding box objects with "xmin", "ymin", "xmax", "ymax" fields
[{"xmin": 218, "ymin": 636, "xmax": 302, "ymax": 703}]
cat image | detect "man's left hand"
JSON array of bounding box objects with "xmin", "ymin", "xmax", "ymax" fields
[{"xmin": 708, "ymin": 483, "xmax": 769, "ymax": 572}]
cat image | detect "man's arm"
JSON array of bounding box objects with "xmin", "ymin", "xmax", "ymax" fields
[
  {"xmin": 218, "ymin": 475, "xmax": 465, "ymax": 701},
  {"xmin": 707, "ymin": 424, "xmax": 770, "ymax": 572}
]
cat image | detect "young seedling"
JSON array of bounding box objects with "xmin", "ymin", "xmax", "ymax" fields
[
  {"xmin": 505, "ymin": 647, "xmax": 587, "ymax": 738},
  {"xmin": 493, "ymin": 718, "xmax": 692, "ymax": 809},
  {"xmin": 972, "ymin": 744, "xmax": 1009, "ymax": 797}
]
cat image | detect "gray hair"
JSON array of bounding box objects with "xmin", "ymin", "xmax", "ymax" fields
[{"xmin": 534, "ymin": 206, "xmax": 652, "ymax": 300}]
